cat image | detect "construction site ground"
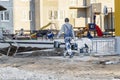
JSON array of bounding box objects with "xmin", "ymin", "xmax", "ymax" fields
[{"xmin": 0, "ymin": 51, "xmax": 120, "ymax": 80}]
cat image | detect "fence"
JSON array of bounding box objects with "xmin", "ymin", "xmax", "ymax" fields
[{"xmin": 91, "ymin": 38, "xmax": 116, "ymax": 54}]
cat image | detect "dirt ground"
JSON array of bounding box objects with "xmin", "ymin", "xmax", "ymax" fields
[{"xmin": 0, "ymin": 52, "xmax": 120, "ymax": 80}]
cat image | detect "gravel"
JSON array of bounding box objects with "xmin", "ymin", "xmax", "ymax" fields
[{"xmin": 0, "ymin": 67, "xmax": 56, "ymax": 80}]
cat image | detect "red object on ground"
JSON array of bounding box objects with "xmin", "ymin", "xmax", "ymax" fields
[{"xmin": 95, "ymin": 25, "xmax": 103, "ymax": 37}]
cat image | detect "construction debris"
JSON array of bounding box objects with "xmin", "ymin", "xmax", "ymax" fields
[
  {"xmin": 93, "ymin": 59, "xmax": 120, "ymax": 65},
  {"xmin": 0, "ymin": 53, "xmax": 2, "ymax": 56},
  {"xmin": 21, "ymin": 48, "xmax": 64, "ymax": 57}
]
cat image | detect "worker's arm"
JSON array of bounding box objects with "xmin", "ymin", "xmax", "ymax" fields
[
  {"xmin": 71, "ymin": 26, "xmax": 75, "ymax": 39},
  {"xmin": 57, "ymin": 25, "xmax": 64, "ymax": 38}
]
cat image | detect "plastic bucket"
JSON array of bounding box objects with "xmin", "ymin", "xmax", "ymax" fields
[
  {"xmin": 71, "ymin": 43, "xmax": 78, "ymax": 50},
  {"xmin": 54, "ymin": 41, "xmax": 61, "ymax": 48},
  {"xmin": 80, "ymin": 47, "xmax": 88, "ymax": 53}
]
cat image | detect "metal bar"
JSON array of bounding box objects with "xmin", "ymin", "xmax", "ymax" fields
[{"xmin": 7, "ymin": 47, "xmax": 11, "ymax": 56}]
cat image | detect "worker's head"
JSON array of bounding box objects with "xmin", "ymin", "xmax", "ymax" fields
[
  {"xmin": 21, "ymin": 28, "xmax": 24, "ymax": 31},
  {"xmin": 65, "ymin": 18, "xmax": 69, "ymax": 22}
]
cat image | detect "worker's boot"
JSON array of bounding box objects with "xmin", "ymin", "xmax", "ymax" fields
[
  {"xmin": 63, "ymin": 51, "xmax": 67, "ymax": 58},
  {"xmin": 69, "ymin": 54, "xmax": 74, "ymax": 58},
  {"xmin": 67, "ymin": 49, "xmax": 73, "ymax": 58}
]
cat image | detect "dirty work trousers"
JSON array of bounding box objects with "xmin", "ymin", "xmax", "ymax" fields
[{"xmin": 64, "ymin": 37, "xmax": 72, "ymax": 56}]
